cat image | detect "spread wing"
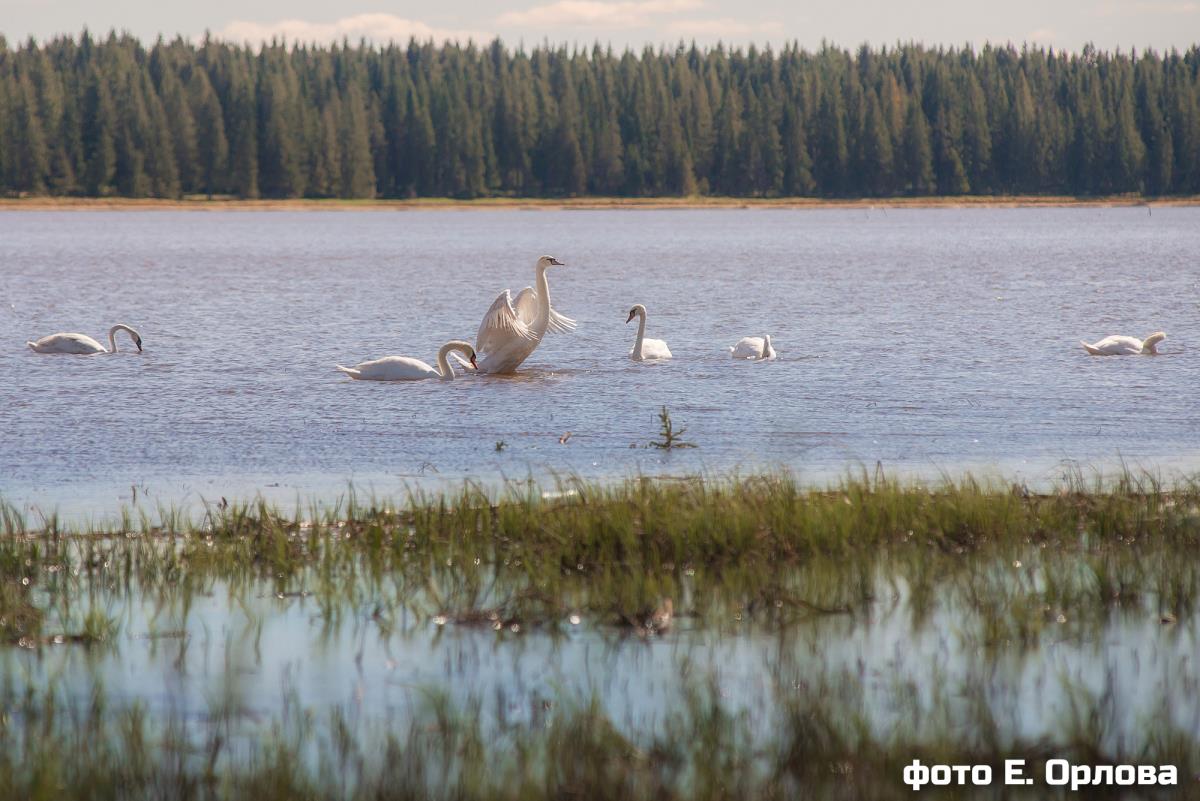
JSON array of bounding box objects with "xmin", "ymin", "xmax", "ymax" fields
[
  {"xmin": 513, "ymin": 287, "xmax": 538, "ymax": 325},
  {"xmin": 476, "ymin": 289, "xmax": 535, "ymax": 356},
  {"xmin": 513, "ymin": 286, "xmax": 577, "ymax": 334},
  {"xmin": 548, "ymin": 307, "xmax": 577, "ymax": 334}
]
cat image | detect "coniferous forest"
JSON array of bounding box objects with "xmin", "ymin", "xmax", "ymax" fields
[{"xmin": 0, "ymin": 32, "xmax": 1198, "ymax": 199}]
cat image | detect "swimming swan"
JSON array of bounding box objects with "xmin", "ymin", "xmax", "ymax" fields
[
  {"xmin": 1081, "ymin": 332, "xmax": 1165, "ymax": 356},
  {"xmin": 336, "ymin": 341, "xmax": 477, "ymax": 381},
  {"xmin": 729, "ymin": 335, "xmax": 776, "ymax": 360},
  {"xmin": 626, "ymin": 304, "xmax": 672, "ymax": 360},
  {"xmin": 27, "ymin": 324, "xmax": 143, "ymax": 355},
  {"xmin": 464, "ymin": 255, "xmax": 574, "ymax": 374}
]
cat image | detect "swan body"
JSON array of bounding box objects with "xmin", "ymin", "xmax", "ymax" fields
[
  {"xmin": 626, "ymin": 304, "xmax": 672, "ymax": 361},
  {"xmin": 27, "ymin": 324, "xmax": 142, "ymax": 355},
  {"xmin": 1081, "ymin": 332, "xmax": 1165, "ymax": 356},
  {"xmin": 337, "ymin": 340, "xmax": 476, "ymax": 381},
  {"xmin": 729, "ymin": 335, "xmax": 776, "ymax": 360},
  {"xmin": 467, "ymin": 255, "xmax": 573, "ymax": 374}
]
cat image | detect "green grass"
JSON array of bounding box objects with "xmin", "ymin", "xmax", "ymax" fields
[{"xmin": 3, "ymin": 470, "xmax": 1200, "ymax": 640}]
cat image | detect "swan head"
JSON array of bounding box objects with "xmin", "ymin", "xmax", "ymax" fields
[
  {"xmin": 134, "ymin": 333, "xmax": 143, "ymax": 353},
  {"xmin": 625, "ymin": 304, "xmax": 646, "ymax": 323},
  {"xmin": 537, "ymin": 255, "xmax": 566, "ymax": 269},
  {"xmin": 456, "ymin": 343, "xmax": 478, "ymax": 369},
  {"xmin": 1143, "ymin": 332, "xmax": 1166, "ymax": 353}
]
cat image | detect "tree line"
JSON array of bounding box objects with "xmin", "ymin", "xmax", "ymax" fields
[{"xmin": 0, "ymin": 32, "xmax": 1198, "ymax": 199}]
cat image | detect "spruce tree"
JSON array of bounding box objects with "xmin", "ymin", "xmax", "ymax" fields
[
  {"xmin": 189, "ymin": 69, "xmax": 228, "ymax": 197},
  {"xmin": 81, "ymin": 65, "xmax": 116, "ymax": 195},
  {"xmin": 901, "ymin": 99, "xmax": 934, "ymax": 194}
]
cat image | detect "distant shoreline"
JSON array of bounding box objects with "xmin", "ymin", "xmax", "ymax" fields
[{"xmin": 1, "ymin": 195, "xmax": 1197, "ymax": 212}]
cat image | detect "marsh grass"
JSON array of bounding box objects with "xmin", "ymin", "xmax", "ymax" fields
[
  {"xmin": 2, "ymin": 470, "xmax": 1200, "ymax": 798},
  {"xmin": 3, "ymin": 470, "xmax": 1200, "ymax": 637}
]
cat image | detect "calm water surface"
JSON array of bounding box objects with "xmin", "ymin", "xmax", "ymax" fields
[
  {"xmin": 4, "ymin": 206, "xmax": 1200, "ymax": 765},
  {"xmin": 2, "ymin": 207, "xmax": 1199, "ymax": 517}
]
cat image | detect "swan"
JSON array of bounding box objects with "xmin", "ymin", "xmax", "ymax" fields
[
  {"xmin": 336, "ymin": 340, "xmax": 477, "ymax": 381},
  {"xmin": 626, "ymin": 304, "xmax": 672, "ymax": 360},
  {"xmin": 460, "ymin": 255, "xmax": 574, "ymax": 374},
  {"xmin": 729, "ymin": 335, "xmax": 776, "ymax": 360},
  {"xmin": 1081, "ymin": 332, "xmax": 1165, "ymax": 356},
  {"xmin": 27, "ymin": 324, "xmax": 143, "ymax": 355}
]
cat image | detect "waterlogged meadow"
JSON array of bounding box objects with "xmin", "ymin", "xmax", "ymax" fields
[{"xmin": 2, "ymin": 471, "xmax": 1200, "ymax": 799}]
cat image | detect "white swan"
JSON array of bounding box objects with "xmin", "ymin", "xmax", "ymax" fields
[
  {"xmin": 1081, "ymin": 332, "xmax": 1165, "ymax": 356},
  {"xmin": 729, "ymin": 335, "xmax": 776, "ymax": 360},
  {"xmin": 27, "ymin": 324, "xmax": 143, "ymax": 355},
  {"xmin": 626, "ymin": 304, "xmax": 672, "ymax": 361},
  {"xmin": 464, "ymin": 255, "xmax": 574, "ymax": 374},
  {"xmin": 336, "ymin": 341, "xmax": 476, "ymax": 381}
]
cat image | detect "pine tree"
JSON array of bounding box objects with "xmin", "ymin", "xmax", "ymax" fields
[
  {"xmin": 140, "ymin": 71, "xmax": 180, "ymax": 197},
  {"xmin": 901, "ymin": 99, "xmax": 934, "ymax": 194},
  {"xmin": 401, "ymin": 83, "xmax": 434, "ymax": 196},
  {"xmin": 781, "ymin": 102, "xmax": 814, "ymax": 195},
  {"xmin": 257, "ymin": 71, "xmax": 301, "ymax": 197},
  {"xmin": 3, "ymin": 72, "xmax": 49, "ymax": 193},
  {"xmin": 933, "ymin": 106, "xmax": 968, "ymax": 194},
  {"xmin": 960, "ymin": 72, "xmax": 992, "ymax": 192},
  {"xmin": 814, "ymin": 83, "xmax": 848, "ymax": 195},
  {"xmin": 339, "ymin": 84, "xmax": 376, "ymax": 197},
  {"xmin": 189, "ymin": 69, "xmax": 228, "ymax": 197},
  {"xmin": 1110, "ymin": 69, "xmax": 1146, "ymax": 193},
  {"xmin": 311, "ymin": 102, "xmax": 341, "ymax": 197},
  {"xmin": 862, "ymin": 92, "xmax": 894, "ymax": 195},
  {"xmin": 1006, "ymin": 72, "xmax": 1037, "ymax": 192},
  {"xmin": 1167, "ymin": 68, "xmax": 1199, "ymax": 193},
  {"xmin": 81, "ymin": 65, "xmax": 116, "ymax": 195},
  {"xmin": 227, "ymin": 73, "xmax": 259, "ymax": 198},
  {"xmin": 157, "ymin": 61, "xmax": 198, "ymax": 193}
]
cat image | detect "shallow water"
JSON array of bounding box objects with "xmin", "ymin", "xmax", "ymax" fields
[
  {"xmin": 2, "ymin": 207, "xmax": 1199, "ymax": 517},
  {"xmin": 7, "ymin": 560, "xmax": 1198, "ymax": 759}
]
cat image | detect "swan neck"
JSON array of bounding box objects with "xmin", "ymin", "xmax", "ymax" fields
[
  {"xmin": 634, "ymin": 310, "xmax": 647, "ymax": 357},
  {"xmin": 107, "ymin": 325, "xmax": 119, "ymax": 353},
  {"xmin": 435, "ymin": 344, "xmax": 456, "ymax": 380},
  {"xmin": 534, "ymin": 264, "xmax": 551, "ymax": 328}
]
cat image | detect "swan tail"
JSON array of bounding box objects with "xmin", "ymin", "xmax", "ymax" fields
[
  {"xmin": 26, "ymin": 341, "xmax": 37, "ymax": 351},
  {"xmin": 1080, "ymin": 341, "xmax": 1102, "ymax": 356},
  {"xmin": 335, "ymin": 365, "xmax": 361, "ymax": 378}
]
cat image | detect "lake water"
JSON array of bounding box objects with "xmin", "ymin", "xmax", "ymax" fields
[{"xmin": 2, "ymin": 207, "xmax": 1199, "ymax": 518}]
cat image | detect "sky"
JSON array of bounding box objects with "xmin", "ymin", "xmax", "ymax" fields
[{"xmin": 2, "ymin": 0, "xmax": 1198, "ymax": 53}]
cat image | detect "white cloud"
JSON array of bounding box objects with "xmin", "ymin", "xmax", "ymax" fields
[
  {"xmin": 211, "ymin": 13, "xmax": 492, "ymax": 46},
  {"xmin": 666, "ymin": 17, "xmax": 784, "ymax": 38},
  {"xmin": 498, "ymin": 0, "xmax": 704, "ymax": 30}
]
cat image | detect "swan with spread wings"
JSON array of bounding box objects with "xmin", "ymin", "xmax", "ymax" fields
[{"xmin": 463, "ymin": 255, "xmax": 575, "ymax": 374}]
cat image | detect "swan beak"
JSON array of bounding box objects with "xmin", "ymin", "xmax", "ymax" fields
[
  {"xmin": 551, "ymin": 257, "xmax": 566, "ymax": 266},
  {"xmin": 469, "ymin": 354, "xmax": 478, "ymax": 369},
  {"xmin": 625, "ymin": 311, "xmax": 635, "ymax": 323},
  {"xmin": 136, "ymin": 339, "xmax": 143, "ymax": 352}
]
